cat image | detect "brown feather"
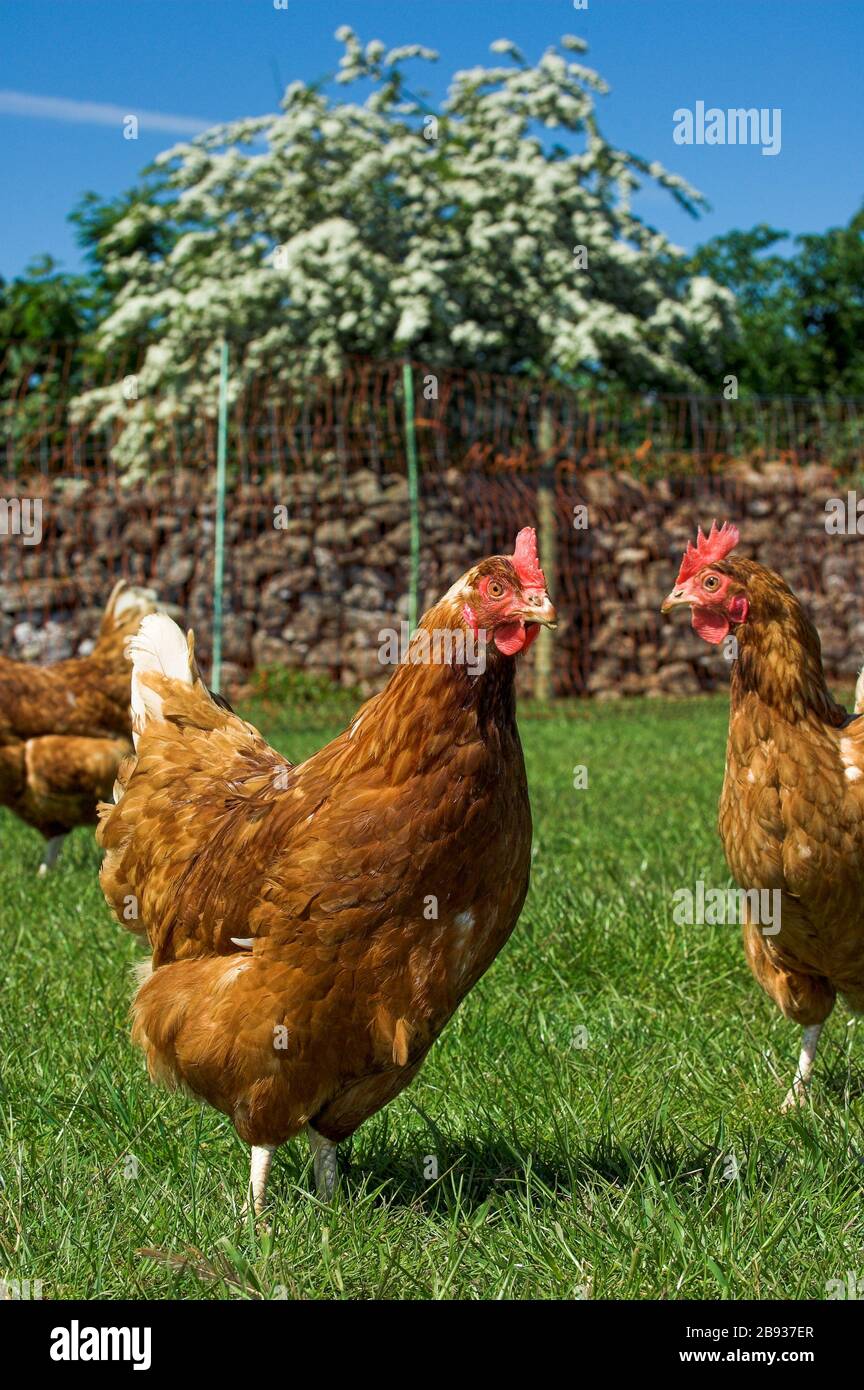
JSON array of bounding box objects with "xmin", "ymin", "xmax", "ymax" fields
[
  {"xmin": 714, "ymin": 557, "xmax": 864, "ymax": 1021},
  {"xmin": 0, "ymin": 583, "xmax": 160, "ymax": 842},
  {"xmin": 98, "ymin": 557, "xmax": 548, "ymax": 1148}
]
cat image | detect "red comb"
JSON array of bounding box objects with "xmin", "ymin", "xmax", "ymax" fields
[
  {"xmin": 676, "ymin": 521, "xmax": 740, "ymax": 584},
  {"xmin": 511, "ymin": 527, "xmax": 546, "ymax": 588}
]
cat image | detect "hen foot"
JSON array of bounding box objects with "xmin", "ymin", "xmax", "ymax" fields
[
  {"xmin": 37, "ymin": 834, "xmax": 66, "ymax": 876},
  {"xmin": 241, "ymin": 1143, "xmax": 276, "ymax": 1222},
  {"xmin": 780, "ymin": 1023, "xmax": 823, "ymax": 1113},
  {"xmin": 307, "ymin": 1124, "xmax": 339, "ymax": 1199}
]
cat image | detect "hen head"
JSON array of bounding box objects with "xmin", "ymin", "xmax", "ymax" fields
[
  {"xmin": 435, "ymin": 527, "xmax": 557, "ymax": 657},
  {"xmin": 661, "ymin": 521, "xmax": 753, "ymax": 645},
  {"xmin": 662, "ymin": 520, "xmax": 844, "ymax": 722}
]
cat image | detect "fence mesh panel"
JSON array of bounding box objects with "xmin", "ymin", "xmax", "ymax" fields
[{"xmin": 2, "ymin": 343, "xmax": 863, "ymax": 720}]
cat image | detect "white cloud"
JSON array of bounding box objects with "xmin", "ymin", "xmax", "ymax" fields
[{"xmin": 0, "ymin": 90, "xmax": 212, "ymax": 134}]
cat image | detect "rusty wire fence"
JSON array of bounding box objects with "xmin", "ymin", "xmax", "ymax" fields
[{"xmin": 2, "ymin": 342, "xmax": 864, "ymax": 720}]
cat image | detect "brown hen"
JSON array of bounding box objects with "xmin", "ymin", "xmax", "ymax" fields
[
  {"xmin": 663, "ymin": 522, "xmax": 864, "ymax": 1109},
  {"xmin": 0, "ymin": 581, "xmax": 160, "ymax": 872},
  {"xmin": 97, "ymin": 529, "xmax": 556, "ymax": 1209}
]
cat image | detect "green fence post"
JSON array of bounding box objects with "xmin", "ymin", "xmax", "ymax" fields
[
  {"xmin": 534, "ymin": 401, "xmax": 556, "ymax": 703},
  {"xmin": 211, "ymin": 338, "xmax": 229, "ymax": 693},
  {"xmin": 402, "ymin": 360, "xmax": 420, "ymax": 632}
]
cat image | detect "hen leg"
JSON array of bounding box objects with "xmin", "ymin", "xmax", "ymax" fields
[
  {"xmin": 781, "ymin": 1024, "xmax": 823, "ymax": 1113},
  {"xmin": 243, "ymin": 1143, "xmax": 276, "ymax": 1216},
  {"xmin": 37, "ymin": 834, "xmax": 66, "ymax": 877},
  {"xmin": 742, "ymin": 925, "xmax": 834, "ymax": 1111},
  {"xmin": 307, "ymin": 1125, "xmax": 338, "ymax": 1199}
]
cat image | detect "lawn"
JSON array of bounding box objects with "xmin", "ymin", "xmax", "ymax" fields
[{"xmin": 1, "ymin": 693, "xmax": 862, "ymax": 1300}]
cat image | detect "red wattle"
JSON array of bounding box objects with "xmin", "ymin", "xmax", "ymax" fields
[
  {"xmin": 494, "ymin": 620, "xmax": 527, "ymax": 655},
  {"xmin": 691, "ymin": 606, "xmax": 730, "ymax": 645}
]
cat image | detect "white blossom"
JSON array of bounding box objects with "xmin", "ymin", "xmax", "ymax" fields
[{"xmin": 74, "ymin": 28, "xmax": 737, "ymax": 467}]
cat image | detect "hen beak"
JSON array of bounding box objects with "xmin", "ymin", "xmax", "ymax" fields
[
  {"xmin": 661, "ymin": 587, "xmax": 691, "ymax": 615},
  {"xmin": 523, "ymin": 594, "xmax": 558, "ymax": 630}
]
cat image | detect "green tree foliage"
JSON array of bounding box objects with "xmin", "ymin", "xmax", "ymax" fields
[
  {"xmin": 689, "ymin": 203, "xmax": 864, "ymax": 397},
  {"xmin": 0, "ymin": 255, "xmax": 87, "ymax": 344},
  {"xmin": 0, "ymin": 184, "xmax": 175, "ymax": 456},
  {"xmin": 0, "ymin": 257, "xmax": 92, "ymax": 451}
]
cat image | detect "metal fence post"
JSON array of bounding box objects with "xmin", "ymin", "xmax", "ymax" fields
[
  {"xmin": 211, "ymin": 338, "xmax": 229, "ymax": 692},
  {"xmin": 402, "ymin": 360, "xmax": 420, "ymax": 632},
  {"xmin": 535, "ymin": 401, "xmax": 556, "ymax": 702}
]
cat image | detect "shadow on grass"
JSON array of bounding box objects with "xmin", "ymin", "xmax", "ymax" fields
[
  {"xmin": 343, "ymin": 1118, "xmax": 839, "ymax": 1214},
  {"xmin": 341, "ymin": 1128, "xmax": 731, "ymax": 1213},
  {"xmin": 356, "ymin": 1141, "xmax": 570, "ymax": 1211}
]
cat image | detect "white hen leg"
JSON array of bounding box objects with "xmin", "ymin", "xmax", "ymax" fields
[
  {"xmin": 243, "ymin": 1143, "xmax": 276, "ymax": 1216},
  {"xmin": 307, "ymin": 1125, "xmax": 339, "ymax": 1199},
  {"xmin": 781, "ymin": 1023, "xmax": 823, "ymax": 1112},
  {"xmin": 37, "ymin": 834, "xmax": 66, "ymax": 876}
]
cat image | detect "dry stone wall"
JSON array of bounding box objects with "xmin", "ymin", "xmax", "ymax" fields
[{"xmin": 1, "ymin": 459, "xmax": 861, "ymax": 699}]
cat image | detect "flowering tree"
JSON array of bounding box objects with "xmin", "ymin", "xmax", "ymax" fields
[{"xmin": 74, "ymin": 27, "xmax": 736, "ymax": 464}]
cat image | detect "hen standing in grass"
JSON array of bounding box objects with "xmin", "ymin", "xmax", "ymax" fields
[
  {"xmin": 0, "ymin": 581, "xmax": 160, "ymax": 873},
  {"xmin": 662, "ymin": 521, "xmax": 864, "ymax": 1109},
  {"xmin": 97, "ymin": 529, "xmax": 556, "ymax": 1211}
]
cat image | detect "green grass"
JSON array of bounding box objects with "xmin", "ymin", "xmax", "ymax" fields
[{"xmin": 2, "ymin": 694, "xmax": 863, "ymax": 1300}]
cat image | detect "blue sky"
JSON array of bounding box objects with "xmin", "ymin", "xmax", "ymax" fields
[{"xmin": 1, "ymin": 0, "xmax": 862, "ymax": 280}]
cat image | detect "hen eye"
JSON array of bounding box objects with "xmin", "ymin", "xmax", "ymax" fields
[
  {"xmin": 487, "ymin": 580, "xmax": 505, "ymax": 599},
  {"xmin": 703, "ymin": 574, "xmax": 720, "ymax": 591}
]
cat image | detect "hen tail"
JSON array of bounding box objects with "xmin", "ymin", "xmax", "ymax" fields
[
  {"xmin": 98, "ymin": 614, "xmax": 292, "ymax": 961},
  {"xmin": 109, "ymin": 612, "xmax": 238, "ymax": 809},
  {"xmin": 96, "ymin": 579, "xmax": 163, "ymax": 655},
  {"xmin": 856, "ymin": 665, "xmax": 864, "ymax": 716},
  {"xmin": 105, "ymin": 578, "xmax": 160, "ymax": 624},
  {"xmin": 127, "ymin": 613, "xmax": 196, "ymax": 748}
]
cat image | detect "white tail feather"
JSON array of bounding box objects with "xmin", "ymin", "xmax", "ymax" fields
[
  {"xmin": 113, "ymin": 584, "xmax": 159, "ymax": 621},
  {"xmin": 127, "ymin": 613, "xmax": 193, "ymax": 745},
  {"xmin": 856, "ymin": 666, "xmax": 864, "ymax": 716},
  {"xmin": 105, "ymin": 578, "xmax": 159, "ymax": 623}
]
